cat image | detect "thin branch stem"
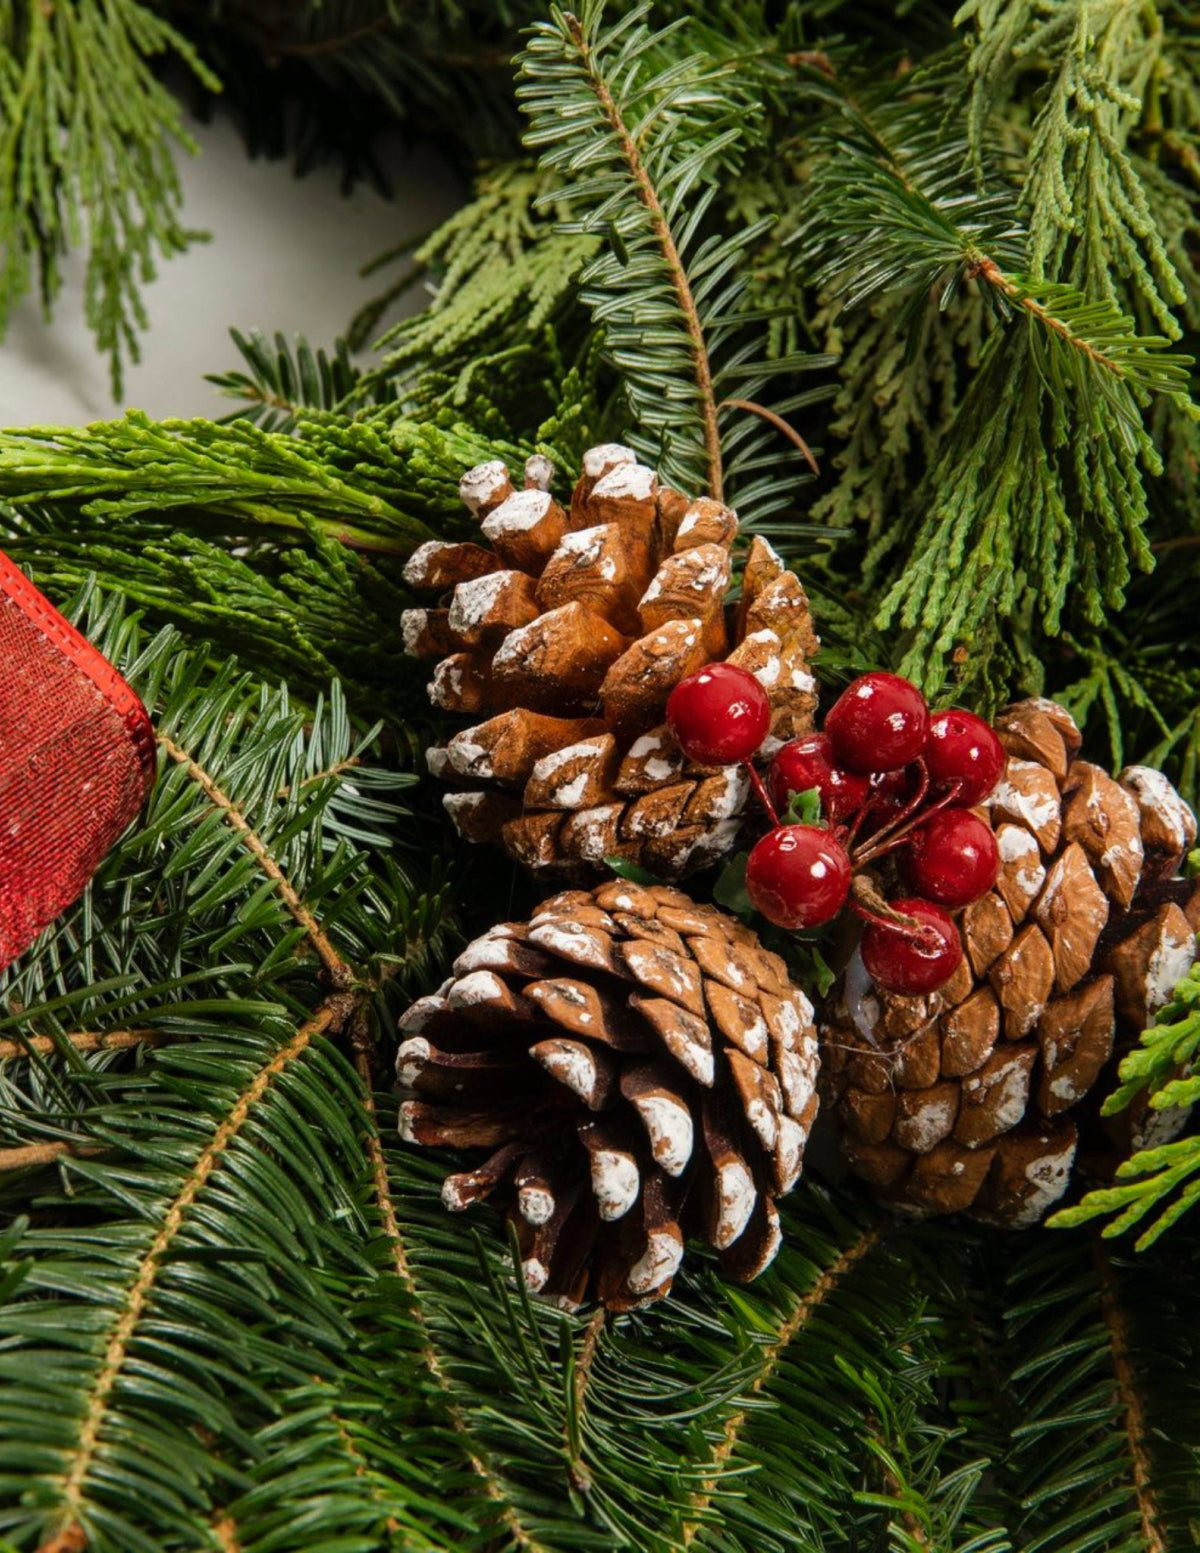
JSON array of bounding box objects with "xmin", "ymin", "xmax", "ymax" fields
[
  {"xmin": 565, "ymin": 12, "xmax": 724, "ymax": 501},
  {"xmin": 967, "ymin": 255, "xmax": 1128, "ymax": 377},
  {"xmin": 0, "ymin": 1141, "xmax": 102, "ymax": 1172},
  {"xmin": 0, "ymin": 1029, "xmax": 167, "ymax": 1060},
  {"xmin": 350, "ymin": 1034, "xmax": 546, "ymax": 1553},
  {"xmin": 35, "ymin": 1006, "xmax": 335, "ymax": 1553},
  {"xmin": 682, "ymin": 1224, "xmax": 881, "ymax": 1543},
  {"xmin": 211, "ymin": 1512, "xmax": 241, "ymax": 1553},
  {"xmin": 567, "ymin": 1305, "xmax": 607, "ymax": 1491},
  {"xmin": 158, "ymin": 734, "xmax": 354, "ymax": 988},
  {"xmin": 867, "ymin": 1415, "xmax": 929, "ymax": 1548},
  {"xmin": 720, "ymin": 398, "xmax": 820, "ymax": 477},
  {"xmin": 1093, "ymin": 1239, "xmax": 1166, "ymax": 1553}
]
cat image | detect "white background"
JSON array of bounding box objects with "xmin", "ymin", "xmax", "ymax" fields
[{"xmin": 0, "ymin": 111, "xmax": 461, "ymax": 427}]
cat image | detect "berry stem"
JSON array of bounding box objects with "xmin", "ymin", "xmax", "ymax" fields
[
  {"xmin": 743, "ymin": 760, "xmax": 779, "ymax": 828},
  {"xmin": 849, "ymin": 876, "xmax": 925, "ymax": 938},
  {"xmin": 851, "ymin": 775, "xmax": 964, "ymax": 867},
  {"xmin": 863, "ymin": 758, "xmax": 930, "ymax": 847}
]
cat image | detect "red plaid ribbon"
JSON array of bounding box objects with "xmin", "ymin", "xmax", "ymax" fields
[{"xmin": 0, "ymin": 552, "xmax": 155, "ymax": 972}]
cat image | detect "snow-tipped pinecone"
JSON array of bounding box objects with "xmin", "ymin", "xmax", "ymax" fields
[
  {"xmin": 402, "ymin": 446, "xmax": 818, "ymax": 880},
  {"xmin": 396, "ymin": 880, "xmax": 819, "ymax": 1310},
  {"xmin": 820, "ymin": 698, "xmax": 1200, "ymax": 1227}
]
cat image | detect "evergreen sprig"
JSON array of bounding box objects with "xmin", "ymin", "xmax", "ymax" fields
[
  {"xmin": 796, "ymin": 71, "xmax": 1198, "ymax": 694},
  {"xmin": 517, "ymin": 1, "xmax": 830, "ymax": 523},
  {"xmin": 206, "ymin": 329, "xmax": 365, "ymax": 432}
]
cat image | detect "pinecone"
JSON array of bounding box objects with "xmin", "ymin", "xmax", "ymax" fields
[
  {"xmin": 820, "ymin": 697, "xmax": 1200, "ymax": 1227},
  {"xmin": 395, "ymin": 880, "xmax": 820, "ymax": 1310},
  {"xmin": 402, "ymin": 445, "xmax": 818, "ymax": 880}
]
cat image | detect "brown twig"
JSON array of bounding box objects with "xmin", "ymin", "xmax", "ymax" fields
[
  {"xmin": 211, "ymin": 1512, "xmax": 242, "ymax": 1553},
  {"xmin": 35, "ymin": 1007, "xmax": 335, "ymax": 1553},
  {"xmin": 1093, "ymin": 1239, "xmax": 1166, "ymax": 1553},
  {"xmin": 0, "ymin": 1030, "xmax": 168, "ymax": 1061},
  {"xmin": 327, "ymin": 1396, "xmax": 401, "ymax": 1539},
  {"xmin": 565, "ymin": 13, "xmax": 724, "ymax": 502},
  {"xmin": 349, "ymin": 1029, "xmax": 546, "ymax": 1552},
  {"xmin": 276, "ymin": 756, "xmax": 363, "ymax": 800},
  {"xmin": 566, "ymin": 1305, "xmax": 607, "ymax": 1491},
  {"xmin": 966, "ymin": 255, "xmax": 1125, "ymax": 376},
  {"xmin": 867, "ymin": 1414, "xmax": 929, "ymax": 1547},
  {"xmin": 720, "ymin": 398, "xmax": 820, "ymax": 478},
  {"xmin": 682, "ymin": 1225, "xmax": 881, "ymax": 1542},
  {"xmin": 0, "ymin": 1141, "xmax": 103, "ymax": 1172}
]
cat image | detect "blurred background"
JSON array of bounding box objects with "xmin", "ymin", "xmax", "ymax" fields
[{"xmin": 0, "ymin": 110, "xmax": 460, "ymax": 426}]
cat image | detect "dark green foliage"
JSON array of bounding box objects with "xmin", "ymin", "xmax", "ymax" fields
[
  {"xmin": 516, "ymin": 2, "xmax": 831, "ymax": 523},
  {"xmin": 2, "ymin": 2, "xmax": 1200, "ymax": 1547}
]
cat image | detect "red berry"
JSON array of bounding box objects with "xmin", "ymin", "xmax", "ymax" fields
[
  {"xmin": 745, "ymin": 825, "xmax": 852, "ymax": 930},
  {"xmin": 924, "ymin": 709, "xmax": 1005, "ymax": 806},
  {"xmin": 860, "ymin": 898, "xmax": 962, "ymax": 994},
  {"xmin": 666, "ymin": 663, "xmax": 771, "ymax": 766},
  {"xmin": 903, "ymin": 808, "xmax": 1000, "ymax": 908},
  {"xmin": 824, "ymin": 672, "xmax": 929, "ymax": 773},
  {"xmin": 768, "ymin": 733, "xmax": 870, "ymax": 823}
]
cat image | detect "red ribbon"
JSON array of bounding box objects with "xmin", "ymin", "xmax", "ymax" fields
[{"xmin": 0, "ymin": 551, "xmax": 155, "ymax": 972}]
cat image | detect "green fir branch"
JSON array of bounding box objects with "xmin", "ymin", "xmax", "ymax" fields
[
  {"xmin": 517, "ymin": 2, "xmax": 829, "ymax": 520},
  {"xmin": 796, "ymin": 67, "xmax": 1198, "ymax": 693},
  {"xmin": 206, "ymin": 329, "xmax": 365, "ymax": 432}
]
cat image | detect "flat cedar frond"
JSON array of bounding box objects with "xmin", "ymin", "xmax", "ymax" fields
[
  {"xmin": 0, "ymin": 1, "xmax": 219, "ymax": 397},
  {"xmin": 796, "ymin": 64, "xmax": 1197, "ymax": 693},
  {"xmin": 517, "ymin": 1, "xmax": 828, "ymax": 522},
  {"xmin": 1050, "ymin": 960, "xmax": 1200, "ymax": 1248},
  {"xmin": 959, "ymin": 0, "xmax": 1183, "ymax": 331}
]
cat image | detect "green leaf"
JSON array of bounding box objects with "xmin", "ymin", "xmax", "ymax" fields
[{"xmin": 783, "ymin": 786, "xmax": 823, "ymax": 826}]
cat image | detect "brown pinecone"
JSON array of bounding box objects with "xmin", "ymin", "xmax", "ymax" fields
[
  {"xmin": 402, "ymin": 445, "xmax": 818, "ymax": 880},
  {"xmin": 395, "ymin": 880, "xmax": 820, "ymax": 1310},
  {"xmin": 820, "ymin": 697, "xmax": 1200, "ymax": 1227}
]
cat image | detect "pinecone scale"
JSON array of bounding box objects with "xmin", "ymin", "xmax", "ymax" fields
[{"xmin": 821, "ymin": 698, "xmax": 1200, "ymax": 1226}]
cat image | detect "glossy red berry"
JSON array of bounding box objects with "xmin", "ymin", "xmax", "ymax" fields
[
  {"xmin": 903, "ymin": 808, "xmax": 1000, "ymax": 909},
  {"xmin": 666, "ymin": 663, "xmax": 771, "ymax": 766},
  {"xmin": 768, "ymin": 733, "xmax": 870, "ymax": 823},
  {"xmin": 745, "ymin": 825, "xmax": 852, "ymax": 930},
  {"xmin": 824, "ymin": 672, "xmax": 930, "ymax": 773},
  {"xmin": 860, "ymin": 898, "xmax": 962, "ymax": 994},
  {"xmin": 924, "ymin": 709, "xmax": 1006, "ymax": 806}
]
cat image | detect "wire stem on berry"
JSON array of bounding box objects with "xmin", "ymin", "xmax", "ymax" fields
[
  {"xmin": 859, "ymin": 758, "xmax": 930, "ymax": 848},
  {"xmin": 743, "ymin": 760, "xmax": 779, "ymax": 828},
  {"xmin": 848, "ymin": 875, "xmax": 924, "ymax": 937},
  {"xmin": 851, "ymin": 776, "xmax": 965, "ymax": 868}
]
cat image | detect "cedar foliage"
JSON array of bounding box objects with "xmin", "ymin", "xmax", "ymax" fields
[{"xmin": 1, "ymin": 1, "xmax": 1200, "ymax": 1548}]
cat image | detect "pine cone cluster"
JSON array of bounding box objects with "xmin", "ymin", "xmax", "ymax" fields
[
  {"xmin": 396, "ymin": 881, "xmax": 819, "ymax": 1310},
  {"xmin": 402, "ymin": 445, "xmax": 818, "ymax": 880},
  {"xmin": 820, "ymin": 698, "xmax": 1200, "ymax": 1226}
]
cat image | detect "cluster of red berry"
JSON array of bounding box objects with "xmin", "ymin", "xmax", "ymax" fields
[{"xmin": 666, "ymin": 664, "xmax": 1006, "ymax": 995}]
